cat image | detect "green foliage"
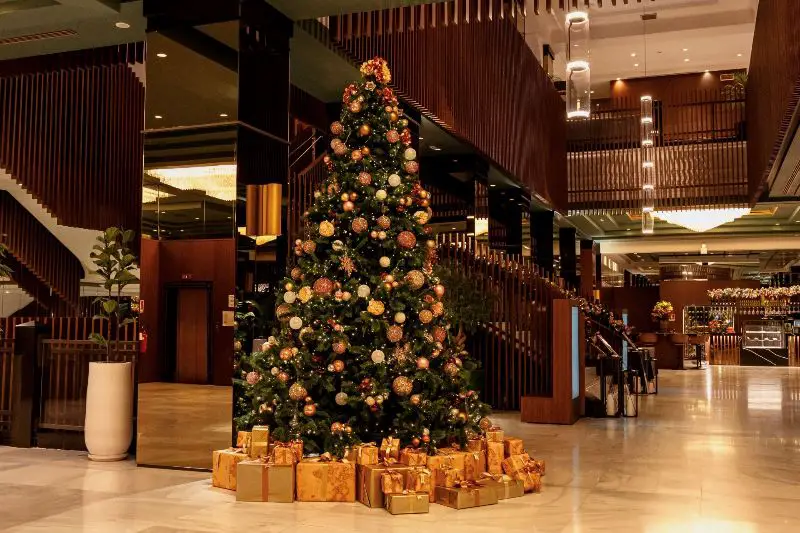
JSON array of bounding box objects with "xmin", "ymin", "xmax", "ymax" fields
[
  {"xmin": 0, "ymin": 244, "xmax": 12, "ymax": 280},
  {"xmin": 88, "ymin": 227, "xmax": 139, "ymax": 360},
  {"xmin": 722, "ymin": 71, "xmax": 747, "ymax": 100},
  {"xmin": 434, "ymin": 266, "xmax": 493, "ymax": 335}
]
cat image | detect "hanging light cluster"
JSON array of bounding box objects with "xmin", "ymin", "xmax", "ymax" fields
[
  {"xmin": 565, "ymin": 10, "xmax": 590, "ymax": 119},
  {"xmin": 639, "ymin": 9, "xmax": 655, "ymax": 234}
]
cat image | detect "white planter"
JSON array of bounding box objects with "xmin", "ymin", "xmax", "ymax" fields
[{"xmin": 84, "ymin": 361, "xmax": 133, "ymax": 461}]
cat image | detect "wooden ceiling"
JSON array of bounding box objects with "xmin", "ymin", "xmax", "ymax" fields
[{"xmin": 532, "ymin": 0, "xmax": 655, "ymax": 15}]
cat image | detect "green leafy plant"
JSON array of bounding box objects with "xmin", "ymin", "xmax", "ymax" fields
[
  {"xmin": 722, "ymin": 71, "xmax": 747, "ymax": 100},
  {"xmin": 651, "ymin": 300, "xmax": 673, "ymax": 322},
  {"xmin": 0, "ymin": 244, "xmax": 12, "ymax": 280},
  {"xmin": 89, "ymin": 227, "xmax": 139, "ymax": 361},
  {"xmin": 434, "ymin": 266, "xmax": 494, "ymax": 337}
]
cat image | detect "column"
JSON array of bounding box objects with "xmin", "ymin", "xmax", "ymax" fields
[
  {"xmin": 559, "ymin": 227, "xmax": 577, "ymax": 288},
  {"xmin": 530, "ymin": 210, "xmax": 554, "ymax": 272}
]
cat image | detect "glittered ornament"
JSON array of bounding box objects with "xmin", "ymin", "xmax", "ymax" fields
[
  {"xmin": 303, "ymin": 403, "xmax": 317, "ymax": 416},
  {"xmin": 343, "ymin": 201, "xmax": 354, "ymax": 212},
  {"xmin": 419, "ymin": 310, "xmax": 433, "ymax": 324},
  {"xmin": 416, "ymin": 357, "xmax": 430, "ymax": 370},
  {"xmin": 289, "ymin": 316, "xmax": 303, "ymax": 330},
  {"xmin": 394, "ymin": 312, "xmax": 406, "ymax": 324},
  {"xmin": 340, "ymin": 256, "xmax": 356, "ymax": 276},
  {"xmin": 319, "ymin": 220, "xmax": 335, "ymax": 237},
  {"xmin": 357, "ymin": 285, "xmax": 371, "ymax": 298},
  {"xmin": 444, "ymin": 362, "xmax": 459, "ymax": 376},
  {"xmin": 358, "ymin": 172, "xmax": 372, "ymax": 185},
  {"xmin": 379, "ymin": 256, "xmax": 391, "ymax": 268},
  {"xmin": 271, "ymin": 367, "xmax": 280, "ymax": 376},
  {"xmin": 431, "ymin": 302, "xmax": 444, "ymax": 317},
  {"xmin": 332, "ymin": 240, "xmax": 344, "ymax": 252},
  {"xmin": 349, "ymin": 101, "xmax": 362, "ymax": 113},
  {"xmin": 404, "ymin": 160, "xmax": 420, "ymax": 174},
  {"xmin": 245, "ymin": 371, "xmax": 260, "ymax": 385},
  {"xmin": 365, "ymin": 396, "xmax": 376, "ymax": 406},
  {"xmin": 342, "ymin": 291, "xmax": 352, "ymax": 301},
  {"xmin": 351, "ymin": 217, "xmax": 368, "ymax": 234},
  {"xmin": 330, "ymin": 121, "xmax": 344, "ymax": 135},
  {"xmin": 358, "ymin": 123, "xmax": 372, "ymax": 136},
  {"xmin": 278, "ymin": 372, "xmax": 289, "ymax": 383},
  {"xmin": 434, "ymin": 284, "xmax": 446, "ymax": 297},
  {"xmin": 410, "ymin": 394, "xmax": 421, "ymax": 406},
  {"xmin": 426, "ymin": 240, "xmax": 437, "ymax": 249},
  {"xmin": 405, "ymin": 270, "xmax": 425, "ymax": 289},
  {"xmin": 433, "ymin": 327, "xmax": 447, "ymax": 343},
  {"xmin": 333, "ymin": 143, "xmax": 347, "ymax": 156},
  {"xmin": 331, "ymin": 421, "xmax": 343, "ymax": 432},
  {"xmin": 361, "ymin": 146, "xmax": 371, "ymax": 156},
  {"xmin": 367, "ymin": 299, "xmax": 386, "ymax": 316},
  {"xmin": 332, "ymin": 360, "xmax": 345, "ymax": 372},
  {"xmin": 389, "ymin": 112, "xmax": 398, "ymax": 122},
  {"xmin": 386, "ymin": 129, "xmax": 400, "ymax": 143},
  {"xmin": 392, "ymin": 376, "xmax": 413, "ymax": 396},
  {"xmin": 302, "ymin": 240, "xmax": 316, "ymax": 254},
  {"xmin": 378, "ymin": 231, "xmax": 387, "ymax": 240},
  {"xmin": 332, "ymin": 341, "xmax": 347, "ymax": 354},
  {"xmin": 291, "ymin": 267, "xmax": 303, "ymax": 280},
  {"xmin": 312, "ymin": 278, "xmax": 333, "ymax": 296},
  {"xmin": 397, "ymin": 231, "xmax": 417, "ymax": 249},
  {"xmin": 280, "ymin": 347, "xmax": 294, "ymax": 361},
  {"xmin": 387, "ymin": 325, "xmax": 404, "ymax": 343},
  {"xmin": 276, "ymin": 304, "xmax": 292, "ymax": 319},
  {"xmin": 371, "ymin": 350, "xmax": 385, "ymax": 363},
  {"xmin": 479, "ymin": 417, "xmax": 493, "ymax": 431},
  {"xmin": 298, "ymin": 286, "xmax": 313, "ymax": 303},
  {"xmin": 351, "ymin": 149, "xmax": 363, "ymax": 162},
  {"xmin": 335, "ymin": 392, "xmax": 349, "ymax": 406},
  {"xmin": 375, "ymin": 189, "xmax": 387, "ymax": 201},
  {"xmin": 388, "ymin": 174, "xmax": 402, "ymax": 187},
  {"xmin": 374, "ymin": 216, "xmax": 390, "ymax": 230},
  {"xmin": 289, "ymin": 382, "xmax": 307, "ymax": 400},
  {"xmin": 404, "ymin": 147, "xmax": 417, "ymax": 160},
  {"xmin": 283, "ymin": 291, "xmax": 297, "ymax": 304}
]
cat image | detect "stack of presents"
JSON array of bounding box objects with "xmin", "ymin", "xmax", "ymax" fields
[{"xmin": 212, "ymin": 425, "xmax": 545, "ymax": 514}]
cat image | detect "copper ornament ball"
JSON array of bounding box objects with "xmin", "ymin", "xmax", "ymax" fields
[
  {"xmin": 352, "ymin": 217, "xmax": 369, "ymax": 234},
  {"xmin": 343, "ymin": 201, "xmax": 354, "ymax": 212},
  {"xmin": 351, "ymin": 150, "xmax": 363, "ymax": 161},
  {"xmin": 416, "ymin": 356, "xmax": 430, "ymax": 370},
  {"xmin": 479, "ymin": 417, "xmax": 492, "ymax": 431},
  {"xmin": 422, "ymin": 434, "xmax": 430, "ymax": 443},
  {"xmin": 361, "ymin": 146, "xmax": 371, "ymax": 156},
  {"xmin": 377, "ymin": 215, "xmax": 391, "ymax": 229},
  {"xmin": 434, "ymin": 284, "xmax": 446, "ymax": 297},
  {"xmin": 330, "ymin": 121, "xmax": 344, "ymax": 135},
  {"xmin": 313, "ymin": 277, "xmax": 334, "ymax": 295},
  {"xmin": 332, "ymin": 359, "xmax": 345, "ymax": 372},
  {"xmin": 410, "ymin": 394, "xmax": 421, "ymax": 405},
  {"xmin": 358, "ymin": 171, "xmax": 372, "ymax": 185},
  {"xmin": 444, "ymin": 362, "xmax": 459, "ymax": 377},
  {"xmin": 332, "ymin": 341, "xmax": 347, "ymax": 354},
  {"xmin": 331, "ymin": 421, "xmax": 343, "ymax": 432},
  {"xmin": 349, "ymin": 192, "xmax": 358, "ymax": 201},
  {"xmin": 392, "ymin": 375, "xmax": 413, "ymax": 396},
  {"xmin": 349, "ymin": 101, "xmax": 362, "ymax": 113},
  {"xmin": 358, "ymin": 123, "xmax": 372, "ymax": 136},
  {"xmin": 411, "ymin": 437, "xmax": 420, "ymax": 447},
  {"xmin": 289, "ymin": 382, "xmax": 307, "ymax": 400},
  {"xmin": 397, "ymin": 231, "xmax": 417, "ymax": 249},
  {"xmin": 370, "ymin": 230, "xmax": 378, "ymax": 239},
  {"xmin": 387, "ymin": 325, "xmax": 404, "ymax": 343},
  {"xmin": 280, "ymin": 347, "xmax": 293, "ymax": 361},
  {"xmin": 433, "ymin": 327, "xmax": 447, "ymax": 343}
]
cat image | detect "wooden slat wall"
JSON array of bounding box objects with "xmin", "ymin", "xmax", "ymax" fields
[
  {"xmin": 1, "ymin": 316, "xmax": 137, "ymax": 342},
  {"xmin": 0, "ymin": 338, "xmax": 12, "ymax": 436},
  {"xmin": 303, "ymin": 0, "xmax": 566, "ymax": 213},
  {"xmin": 568, "ymin": 90, "xmax": 747, "ymax": 213},
  {"xmin": 533, "ymin": 0, "xmax": 651, "ymax": 14},
  {"xmin": 0, "ymin": 43, "xmax": 144, "ymax": 232},
  {"xmin": 0, "ymin": 191, "xmax": 83, "ymax": 311},
  {"xmin": 747, "ymin": 0, "xmax": 800, "ymax": 201}
]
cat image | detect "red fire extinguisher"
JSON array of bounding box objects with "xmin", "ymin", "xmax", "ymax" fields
[{"xmin": 139, "ymin": 329, "xmax": 148, "ymax": 353}]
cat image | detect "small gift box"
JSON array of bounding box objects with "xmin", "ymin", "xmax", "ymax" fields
[
  {"xmin": 504, "ymin": 437, "xmax": 525, "ymax": 457},
  {"xmin": 530, "ymin": 458, "xmax": 546, "ymax": 476},
  {"xmin": 435, "ymin": 481, "xmax": 499, "ymax": 509},
  {"xmin": 385, "ymin": 491, "xmax": 430, "ymax": 515},
  {"xmin": 406, "ymin": 467, "xmax": 432, "ymax": 493},
  {"xmin": 466, "ymin": 437, "xmax": 486, "ymax": 453},
  {"xmin": 212, "ymin": 448, "xmax": 249, "ymax": 491},
  {"xmin": 250, "ymin": 426, "xmax": 270, "ymax": 458},
  {"xmin": 435, "ymin": 465, "xmax": 463, "ymax": 488},
  {"xmin": 464, "ymin": 450, "xmax": 487, "ymax": 481},
  {"xmin": 236, "ymin": 460, "xmax": 295, "ymax": 502},
  {"xmin": 425, "ymin": 454, "xmax": 452, "ymax": 502},
  {"xmin": 357, "ymin": 462, "xmax": 410, "ymax": 508},
  {"xmin": 296, "ymin": 456, "xmax": 356, "ymax": 502},
  {"xmin": 516, "ymin": 467, "xmax": 542, "ymax": 493},
  {"xmin": 486, "ymin": 426, "xmax": 504, "ymax": 443},
  {"xmin": 354, "ymin": 443, "xmax": 379, "ymax": 465},
  {"xmin": 236, "ymin": 431, "xmax": 252, "ymax": 453},
  {"xmin": 380, "ymin": 469, "xmax": 406, "ymax": 494},
  {"xmin": 271, "ymin": 443, "xmax": 297, "ymax": 465},
  {"xmin": 501, "ymin": 454, "xmax": 528, "ymax": 477},
  {"xmin": 486, "ymin": 441, "xmax": 504, "ymax": 475},
  {"xmin": 290, "ymin": 439, "xmax": 304, "ymax": 462},
  {"xmin": 476, "ymin": 473, "xmax": 524, "ymax": 500},
  {"xmin": 380, "ymin": 437, "xmax": 400, "ymax": 461},
  {"xmin": 399, "ymin": 447, "xmax": 427, "ymax": 467}
]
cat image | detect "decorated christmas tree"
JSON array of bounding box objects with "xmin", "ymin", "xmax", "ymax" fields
[{"xmin": 237, "ymin": 58, "xmax": 490, "ymax": 456}]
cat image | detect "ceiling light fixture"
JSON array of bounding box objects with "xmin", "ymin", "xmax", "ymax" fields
[
  {"xmin": 154, "ymin": 115, "xmax": 163, "ymax": 119},
  {"xmin": 219, "ymin": 113, "xmax": 228, "ymax": 118},
  {"xmin": 684, "ymin": 58, "xmax": 690, "ymax": 62},
  {"xmin": 682, "ymin": 48, "xmax": 688, "ymax": 52},
  {"xmin": 652, "ymin": 208, "xmax": 751, "ymax": 232},
  {"xmin": 631, "ymin": 52, "xmax": 637, "ymax": 57},
  {"xmin": 737, "ymin": 53, "xmax": 742, "ymax": 57},
  {"xmin": 146, "ymin": 164, "xmax": 237, "ymax": 202},
  {"xmin": 156, "ymin": 53, "xmax": 167, "ymax": 58},
  {"xmin": 565, "ymin": 10, "xmax": 591, "ymax": 120},
  {"xmin": 634, "ymin": 63, "xmax": 639, "ymax": 67},
  {"xmin": 115, "ymin": 22, "xmax": 130, "ymax": 29},
  {"xmin": 429, "ymin": 145, "xmax": 442, "ymax": 151}
]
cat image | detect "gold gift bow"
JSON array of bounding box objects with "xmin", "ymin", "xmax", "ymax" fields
[
  {"xmin": 381, "ymin": 468, "xmax": 405, "ymax": 494},
  {"xmin": 269, "ymin": 442, "xmax": 297, "ymax": 464},
  {"xmin": 356, "ymin": 442, "xmax": 377, "ymax": 462},
  {"xmin": 480, "ymin": 472, "xmax": 512, "ymax": 483},
  {"xmin": 401, "ymin": 446, "xmax": 427, "ymax": 464},
  {"xmin": 407, "ymin": 467, "xmax": 431, "ymax": 491}
]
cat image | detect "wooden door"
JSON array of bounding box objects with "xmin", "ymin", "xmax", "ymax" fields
[{"xmin": 175, "ymin": 288, "xmax": 209, "ymax": 384}]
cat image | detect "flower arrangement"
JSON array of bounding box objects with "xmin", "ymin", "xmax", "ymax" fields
[
  {"xmin": 651, "ymin": 300, "xmax": 673, "ymax": 322},
  {"xmin": 708, "ymin": 286, "xmax": 800, "ymax": 301}
]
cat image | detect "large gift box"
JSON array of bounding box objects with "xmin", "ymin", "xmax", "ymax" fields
[
  {"xmin": 435, "ymin": 465, "xmax": 463, "ymax": 488},
  {"xmin": 380, "ymin": 437, "xmax": 400, "ymax": 461},
  {"xmin": 476, "ymin": 474, "xmax": 524, "ymax": 500},
  {"xmin": 486, "ymin": 441, "xmax": 504, "ymax": 475},
  {"xmin": 436, "ymin": 448, "xmax": 467, "ymax": 474},
  {"xmin": 385, "ymin": 491, "xmax": 430, "ymax": 515},
  {"xmin": 296, "ymin": 458, "xmax": 356, "ymax": 502},
  {"xmin": 486, "ymin": 427, "xmax": 505, "ymax": 443},
  {"xmin": 236, "ymin": 460, "xmax": 295, "ymax": 502},
  {"xmin": 250, "ymin": 426, "xmax": 270, "ymax": 458},
  {"xmin": 357, "ymin": 463, "xmax": 411, "ymax": 508},
  {"xmin": 464, "ymin": 450, "xmax": 487, "ymax": 481},
  {"xmin": 504, "ymin": 437, "xmax": 525, "ymax": 457},
  {"xmin": 212, "ymin": 448, "xmax": 249, "ymax": 490},
  {"xmin": 435, "ymin": 483, "xmax": 499, "ymax": 509},
  {"xmin": 399, "ymin": 447, "xmax": 428, "ymax": 467}
]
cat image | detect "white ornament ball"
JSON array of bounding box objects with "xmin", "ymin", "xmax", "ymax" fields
[
  {"xmin": 371, "ymin": 350, "xmax": 385, "ymax": 363},
  {"xmin": 283, "ymin": 291, "xmax": 297, "ymax": 304},
  {"xmin": 335, "ymin": 392, "xmax": 349, "ymax": 405},
  {"xmin": 376, "ymin": 189, "xmax": 388, "ymax": 201},
  {"xmin": 388, "ymin": 174, "xmax": 402, "ymax": 187},
  {"xmin": 267, "ymin": 336, "xmax": 277, "ymax": 345},
  {"xmin": 378, "ymin": 231, "xmax": 387, "ymax": 240},
  {"xmin": 379, "ymin": 256, "xmax": 391, "ymax": 268},
  {"xmin": 357, "ymin": 285, "xmax": 371, "ymax": 298},
  {"xmin": 314, "ymin": 191, "xmax": 321, "ymax": 198},
  {"xmin": 270, "ymin": 367, "xmax": 279, "ymax": 376},
  {"xmin": 394, "ymin": 312, "xmax": 406, "ymax": 324},
  {"xmin": 289, "ymin": 316, "xmax": 303, "ymax": 330},
  {"xmin": 332, "ymin": 240, "xmax": 344, "ymax": 252},
  {"xmin": 404, "ymin": 148, "xmax": 417, "ymax": 161}
]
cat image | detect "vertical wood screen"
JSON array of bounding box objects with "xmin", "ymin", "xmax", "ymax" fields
[
  {"xmin": 0, "ymin": 339, "xmax": 11, "ymax": 437},
  {"xmin": 0, "ymin": 43, "xmax": 145, "ymax": 232},
  {"xmin": 300, "ymin": 0, "xmax": 567, "ymax": 213},
  {"xmin": 568, "ymin": 90, "xmax": 748, "ymax": 213}
]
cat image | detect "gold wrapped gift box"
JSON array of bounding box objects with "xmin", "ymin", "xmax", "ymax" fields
[
  {"xmin": 236, "ymin": 460, "xmax": 295, "ymax": 503},
  {"xmin": 407, "ymin": 467, "xmax": 432, "ymax": 493},
  {"xmin": 435, "ymin": 484, "xmax": 499, "ymax": 510},
  {"xmin": 466, "ymin": 437, "xmax": 486, "ymax": 453},
  {"xmin": 296, "ymin": 459, "xmax": 356, "ymax": 502},
  {"xmin": 250, "ymin": 426, "xmax": 270, "ymax": 458},
  {"xmin": 476, "ymin": 474, "xmax": 524, "ymax": 500},
  {"xmin": 357, "ymin": 463, "xmax": 411, "ymax": 508},
  {"xmin": 212, "ymin": 448, "xmax": 249, "ymax": 491},
  {"xmin": 502, "ymin": 453, "xmax": 543, "ymax": 493},
  {"xmin": 380, "ymin": 469, "xmax": 406, "ymax": 495},
  {"xmin": 354, "ymin": 443, "xmax": 379, "ymax": 465},
  {"xmin": 464, "ymin": 450, "xmax": 487, "ymax": 481},
  {"xmin": 399, "ymin": 447, "xmax": 428, "ymax": 467},
  {"xmin": 236, "ymin": 431, "xmax": 252, "ymax": 454},
  {"xmin": 503, "ymin": 437, "xmax": 525, "ymax": 457},
  {"xmin": 435, "ymin": 465, "xmax": 463, "ymax": 488},
  {"xmin": 486, "ymin": 441, "xmax": 504, "ymax": 475},
  {"xmin": 385, "ymin": 492, "xmax": 430, "ymax": 515},
  {"xmin": 486, "ymin": 427, "xmax": 505, "ymax": 443},
  {"xmin": 380, "ymin": 437, "xmax": 400, "ymax": 461}
]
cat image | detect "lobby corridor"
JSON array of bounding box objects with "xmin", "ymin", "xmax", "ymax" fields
[{"xmin": 1, "ymin": 366, "xmax": 799, "ymax": 533}]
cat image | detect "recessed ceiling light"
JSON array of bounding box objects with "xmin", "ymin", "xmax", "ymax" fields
[
  {"xmin": 631, "ymin": 52, "xmax": 636, "ymax": 57},
  {"xmin": 684, "ymin": 58, "xmax": 690, "ymax": 62},
  {"xmin": 627, "ymin": 228, "xmax": 631, "ymax": 231},
  {"xmin": 737, "ymin": 53, "xmax": 742, "ymax": 57},
  {"xmin": 682, "ymin": 48, "xmax": 688, "ymax": 52},
  {"xmin": 154, "ymin": 115, "xmax": 163, "ymax": 119},
  {"xmin": 489, "ymin": 184, "xmax": 496, "ymax": 187},
  {"xmin": 227, "ymin": 216, "xmax": 232, "ymax": 220},
  {"xmin": 156, "ymin": 53, "xmax": 167, "ymax": 58},
  {"xmin": 219, "ymin": 113, "xmax": 228, "ymax": 118},
  {"xmin": 590, "ymin": 90, "xmax": 595, "ymax": 94},
  {"xmin": 775, "ymin": 223, "xmax": 780, "ymax": 226},
  {"xmin": 419, "ymin": 136, "xmax": 424, "ymax": 140},
  {"xmin": 430, "ymin": 145, "xmax": 442, "ymax": 151},
  {"xmin": 195, "ymin": 217, "xmax": 200, "ymax": 220},
  {"xmin": 634, "ymin": 63, "xmax": 639, "ymax": 67},
  {"xmin": 115, "ymin": 22, "xmax": 130, "ymax": 29}
]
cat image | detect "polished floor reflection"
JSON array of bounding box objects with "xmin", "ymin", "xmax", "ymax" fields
[{"xmin": 1, "ymin": 366, "xmax": 800, "ymax": 532}]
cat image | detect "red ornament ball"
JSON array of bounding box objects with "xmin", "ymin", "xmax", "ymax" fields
[
  {"xmin": 313, "ymin": 277, "xmax": 334, "ymax": 295},
  {"xmin": 330, "ymin": 121, "xmax": 344, "ymax": 135},
  {"xmin": 397, "ymin": 231, "xmax": 417, "ymax": 249},
  {"xmin": 352, "ymin": 217, "xmax": 369, "ymax": 234}
]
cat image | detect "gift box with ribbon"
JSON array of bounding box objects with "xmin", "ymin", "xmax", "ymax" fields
[
  {"xmin": 503, "ymin": 437, "xmax": 525, "ymax": 458},
  {"xmin": 380, "ymin": 469, "xmax": 406, "ymax": 494},
  {"xmin": 212, "ymin": 447, "xmax": 249, "ymax": 491},
  {"xmin": 379, "ymin": 437, "xmax": 400, "ymax": 461},
  {"xmin": 466, "ymin": 437, "xmax": 486, "ymax": 453},
  {"xmin": 476, "ymin": 472, "xmax": 524, "ymax": 500},
  {"xmin": 271, "ymin": 442, "xmax": 298, "ymax": 465},
  {"xmin": 354, "ymin": 442, "xmax": 379, "ymax": 465},
  {"xmin": 435, "ymin": 465, "xmax": 463, "ymax": 488},
  {"xmin": 464, "ymin": 449, "xmax": 487, "ymax": 481},
  {"xmin": 250, "ymin": 426, "xmax": 270, "ymax": 458},
  {"xmin": 399, "ymin": 447, "xmax": 428, "ymax": 467},
  {"xmin": 486, "ymin": 441, "xmax": 504, "ymax": 475},
  {"xmin": 486, "ymin": 426, "xmax": 505, "ymax": 443},
  {"xmin": 406, "ymin": 467, "xmax": 432, "ymax": 493},
  {"xmin": 435, "ymin": 480, "xmax": 499, "ymax": 510},
  {"xmin": 236, "ymin": 431, "xmax": 252, "ymax": 454},
  {"xmin": 436, "ymin": 448, "xmax": 467, "ymax": 475},
  {"xmin": 385, "ymin": 491, "xmax": 430, "ymax": 515},
  {"xmin": 236, "ymin": 459, "xmax": 295, "ymax": 502},
  {"xmin": 296, "ymin": 455, "xmax": 356, "ymax": 502},
  {"xmin": 502, "ymin": 454, "xmax": 543, "ymax": 493},
  {"xmin": 357, "ymin": 461, "xmax": 411, "ymax": 508}
]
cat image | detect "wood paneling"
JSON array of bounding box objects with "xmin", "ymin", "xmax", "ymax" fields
[
  {"xmin": 747, "ymin": 0, "xmax": 800, "ymax": 201},
  {"xmin": 302, "ymin": 0, "xmax": 567, "ymax": 213},
  {"xmin": 658, "ymin": 279, "xmax": 760, "ymax": 334},
  {"xmin": 0, "ymin": 43, "xmax": 144, "ymax": 232},
  {"xmin": 175, "ymin": 288, "xmax": 209, "ymax": 384},
  {"xmin": 600, "ymin": 286, "xmax": 659, "ymax": 332}
]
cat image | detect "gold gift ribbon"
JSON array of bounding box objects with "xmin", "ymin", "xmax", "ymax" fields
[
  {"xmin": 407, "ymin": 467, "xmax": 431, "ymax": 491},
  {"xmin": 381, "ymin": 468, "xmax": 405, "ymax": 495},
  {"xmin": 480, "ymin": 472, "xmax": 512, "ymax": 483}
]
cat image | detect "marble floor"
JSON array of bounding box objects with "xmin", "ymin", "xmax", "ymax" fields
[{"xmin": 2, "ymin": 366, "xmax": 800, "ymax": 532}]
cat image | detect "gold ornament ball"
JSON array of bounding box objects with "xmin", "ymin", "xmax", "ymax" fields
[
  {"xmin": 394, "ymin": 312, "xmax": 406, "ymax": 324},
  {"xmin": 343, "ymin": 201, "xmax": 354, "ymax": 212},
  {"xmin": 365, "ymin": 396, "xmax": 376, "ymax": 406},
  {"xmin": 332, "ymin": 359, "xmax": 345, "ymax": 372},
  {"xmin": 289, "ymin": 382, "xmax": 308, "ymax": 401},
  {"xmin": 385, "ymin": 274, "xmax": 395, "ymax": 283},
  {"xmin": 370, "ymin": 230, "xmax": 378, "ymax": 239},
  {"xmin": 457, "ymin": 412, "xmax": 467, "ymax": 423},
  {"xmin": 278, "ymin": 371, "xmax": 290, "ymax": 383},
  {"xmin": 285, "ymin": 282, "xmax": 294, "ymax": 291},
  {"xmin": 397, "ymin": 231, "xmax": 417, "ymax": 249},
  {"xmin": 387, "ymin": 325, "xmax": 404, "ymax": 343},
  {"xmin": 313, "ymin": 277, "xmax": 334, "ymax": 295},
  {"xmin": 291, "ymin": 267, "xmax": 303, "ymax": 280},
  {"xmin": 392, "ymin": 376, "xmax": 413, "ymax": 396},
  {"xmin": 349, "ymin": 192, "xmax": 358, "ymax": 201},
  {"xmin": 303, "ymin": 404, "xmax": 317, "ymax": 416},
  {"xmin": 479, "ymin": 417, "xmax": 493, "ymax": 431},
  {"xmin": 368, "ymin": 299, "xmax": 386, "ymax": 315},
  {"xmin": 377, "ymin": 215, "xmax": 391, "ymax": 229},
  {"xmin": 405, "ymin": 270, "xmax": 425, "ymax": 290},
  {"xmin": 434, "ymin": 284, "xmax": 446, "ymax": 297},
  {"xmin": 319, "ymin": 221, "xmax": 335, "ymax": 237},
  {"xmin": 344, "ymin": 425, "xmax": 353, "ymax": 434},
  {"xmin": 450, "ymin": 408, "xmax": 460, "ymax": 418},
  {"xmin": 332, "ymin": 341, "xmax": 347, "ymax": 354},
  {"xmin": 280, "ymin": 347, "xmax": 293, "ymax": 360},
  {"xmin": 351, "ymin": 149, "xmax": 363, "ymax": 161},
  {"xmin": 361, "ymin": 146, "xmax": 371, "ymax": 156},
  {"xmin": 234, "ymin": 340, "xmax": 242, "ymax": 352},
  {"xmin": 378, "ymin": 231, "xmax": 387, "ymax": 240},
  {"xmin": 349, "ymin": 101, "xmax": 362, "ymax": 113},
  {"xmin": 444, "ymin": 362, "xmax": 459, "ymax": 377},
  {"xmin": 379, "ymin": 256, "xmax": 391, "ymax": 268},
  {"xmin": 383, "ymin": 282, "xmax": 392, "ymax": 291},
  {"xmin": 389, "ymin": 112, "xmax": 398, "ymax": 122},
  {"xmin": 419, "ymin": 310, "xmax": 433, "ymax": 324},
  {"xmin": 340, "ymin": 192, "xmax": 350, "ymax": 202},
  {"xmin": 352, "ymin": 217, "xmax": 369, "ymax": 234},
  {"xmin": 384, "ymin": 105, "xmax": 393, "ymax": 113},
  {"xmin": 410, "ymin": 394, "xmax": 421, "ymax": 406},
  {"xmin": 416, "ymin": 357, "xmax": 430, "ymax": 370},
  {"xmin": 358, "ymin": 123, "xmax": 372, "ymax": 136}
]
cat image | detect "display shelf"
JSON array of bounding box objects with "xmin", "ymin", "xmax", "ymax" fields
[
  {"xmin": 683, "ymin": 304, "xmax": 735, "ymax": 334},
  {"xmin": 741, "ymin": 320, "xmax": 784, "ymax": 349}
]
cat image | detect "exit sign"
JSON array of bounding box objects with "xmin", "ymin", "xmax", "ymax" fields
[{"xmin": 181, "ymin": 273, "xmax": 193, "ymax": 280}]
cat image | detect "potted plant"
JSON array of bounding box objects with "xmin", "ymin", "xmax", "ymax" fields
[
  {"xmin": 85, "ymin": 227, "xmax": 139, "ymax": 461},
  {"xmin": 651, "ymin": 300, "xmax": 673, "ymax": 331}
]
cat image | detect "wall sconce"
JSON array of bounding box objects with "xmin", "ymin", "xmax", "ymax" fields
[{"xmin": 246, "ymin": 184, "xmax": 282, "ymax": 244}]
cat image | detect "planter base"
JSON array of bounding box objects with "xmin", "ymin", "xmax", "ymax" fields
[{"xmin": 88, "ymin": 452, "xmax": 128, "ymax": 462}]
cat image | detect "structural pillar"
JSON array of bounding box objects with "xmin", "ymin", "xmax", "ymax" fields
[
  {"xmin": 531, "ymin": 210, "xmax": 554, "ymax": 272},
  {"xmin": 580, "ymin": 239, "xmax": 595, "ymax": 300},
  {"xmin": 559, "ymin": 227, "xmax": 577, "ymax": 289}
]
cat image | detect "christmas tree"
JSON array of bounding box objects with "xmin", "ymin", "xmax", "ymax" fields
[{"xmin": 237, "ymin": 58, "xmax": 490, "ymax": 456}]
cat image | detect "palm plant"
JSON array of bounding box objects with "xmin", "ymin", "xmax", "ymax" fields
[{"xmin": 89, "ymin": 228, "xmax": 139, "ymax": 361}]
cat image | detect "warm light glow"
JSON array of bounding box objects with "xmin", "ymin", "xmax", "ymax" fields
[
  {"xmin": 474, "ymin": 218, "xmax": 489, "ymax": 237},
  {"xmin": 156, "ymin": 53, "xmax": 167, "ymax": 58},
  {"xmin": 652, "ymin": 208, "xmax": 751, "ymax": 232},
  {"xmin": 142, "ymin": 187, "xmax": 174, "ymax": 203},
  {"xmin": 566, "ymin": 60, "xmax": 590, "ymax": 72},
  {"xmin": 146, "ymin": 164, "xmax": 237, "ymax": 202},
  {"xmin": 565, "ymin": 11, "xmax": 588, "ymax": 23},
  {"xmin": 642, "ymin": 161, "xmax": 655, "ymax": 169},
  {"xmin": 642, "ymin": 184, "xmax": 655, "ymax": 191},
  {"xmin": 567, "ymin": 110, "xmax": 591, "ymax": 119}
]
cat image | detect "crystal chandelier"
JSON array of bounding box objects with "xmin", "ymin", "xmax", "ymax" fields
[
  {"xmin": 652, "ymin": 208, "xmax": 751, "ymax": 233},
  {"xmin": 565, "ymin": 10, "xmax": 590, "ymax": 119},
  {"xmin": 146, "ymin": 164, "xmax": 237, "ymax": 202},
  {"xmin": 639, "ymin": 7, "xmax": 655, "ymax": 234}
]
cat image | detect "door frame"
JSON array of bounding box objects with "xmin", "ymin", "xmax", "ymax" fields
[{"xmin": 163, "ymin": 281, "xmax": 213, "ymax": 384}]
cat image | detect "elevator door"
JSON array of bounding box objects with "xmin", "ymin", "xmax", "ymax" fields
[{"xmin": 175, "ymin": 288, "xmax": 210, "ymax": 384}]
